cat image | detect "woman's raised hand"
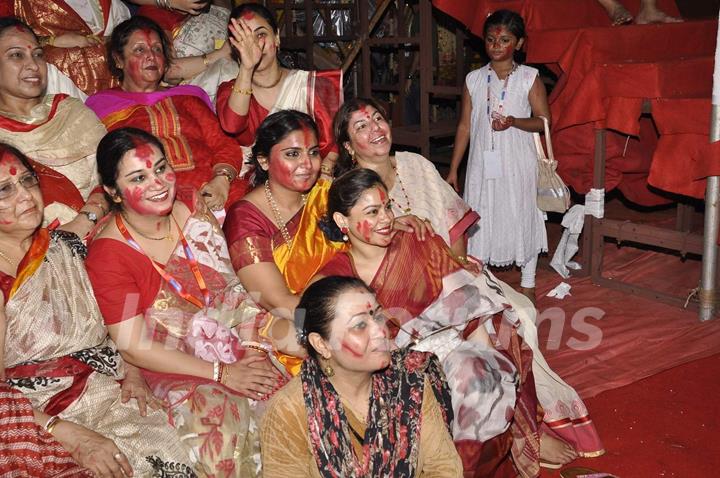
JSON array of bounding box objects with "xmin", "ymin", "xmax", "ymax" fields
[
  {"xmin": 222, "ymin": 354, "xmax": 280, "ymax": 399},
  {"xmin": 228, "ymin": 18, "xmax": 264, "ymax": 72},
  {"xmin": 52, "ymin": 421, "xmax": 133, "ymax": 478}
]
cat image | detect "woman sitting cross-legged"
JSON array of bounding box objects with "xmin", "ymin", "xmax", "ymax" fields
[
  {"xmin": 85, "ymin": 127, "xmax": 285, "ymax": 477},
  {"xmin": 0, "ymin": 142, "xmax": 197, "ymax": 477},
  {"xmin": 261, "ymin": 275, "xmax": 463, "ymax": 477},
  {"xmin": 314, "ymin": 169, "xmax": 605, "ymax": 477}
]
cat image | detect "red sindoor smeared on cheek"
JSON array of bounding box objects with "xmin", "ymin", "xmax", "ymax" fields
[
  {"xmin": 122, "ymin": 186, "xmax": 153, "ymax": 214},
  {"xmin": 356, "ymin": 220, "xmax": 372, "ymax": 242},
  {"xmin": 269, "ymin": 149, "xmax": 295, "ymax": 185},
  {"xmin": 341, "ymin": 341, "xmax": 364, "ymax": 358},
  {"xmin": 164, "ymin": 172, "xmax": 176, "ymax": 183}
]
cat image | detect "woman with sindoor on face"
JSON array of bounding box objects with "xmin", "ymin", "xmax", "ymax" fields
[
  {"xmin": 86, "ymin": 127, "xmax": 285, "ymax": 477},
  {"xmin": 315, "ymin": 169, "xmax": 605, "ymax": 476},
  {"xmin": 86, "ymin": 15, "xmax": 248, "ymax": 211},
  {"xmin": 260, "ymin": 275, "xmax": 463, "ymax": 477},
  {"xmin": 0, "ymin": 142, "xmax": 197, "ymax": 477}
]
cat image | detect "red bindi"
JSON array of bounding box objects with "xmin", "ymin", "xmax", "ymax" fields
[
  {"xmin": 8, "ymin": 166, "xmax": 17, "ymax": 176},
  {"xmin": 242, "ymin": 11, "xmax": 255, "ymax": 20}
]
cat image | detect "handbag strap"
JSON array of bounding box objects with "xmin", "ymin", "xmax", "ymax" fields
[{"xmin": 533, "ymin": 115, "xmax": 554, "ymax": 162}]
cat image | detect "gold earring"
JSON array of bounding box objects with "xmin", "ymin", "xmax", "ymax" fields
[
  {"xmin": 112, "ymin": 195, "xmax": 122, "ymax": 204},
  {"xmin": 350, "ymin": 150, "xmax": 356, "ymax": 165},
  {"xmin": 322, "ymin": 360, "xmax": 335, "ymax": 377}
]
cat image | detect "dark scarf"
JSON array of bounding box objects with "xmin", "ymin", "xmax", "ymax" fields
[{"xmin": 300, "ymin": 349, "xmax": 452, "ymax": 478}]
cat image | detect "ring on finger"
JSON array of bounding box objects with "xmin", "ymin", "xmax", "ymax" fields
[{"xmin": 114, "ymin": 452, "xmax": 124, "ymax": 461}]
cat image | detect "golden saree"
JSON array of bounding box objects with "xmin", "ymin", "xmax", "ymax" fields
[{"xmin": 224, "ymin": 179, "xmax": 347, "ymax": 375}]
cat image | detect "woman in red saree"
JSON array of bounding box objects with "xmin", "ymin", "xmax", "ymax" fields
[
  {"xmin": 86, "ymin": 128, "xmax": 284, "ymax": 477},
  {"xmin": 0, "ymin": 142, "xmax": 197, "ymax": 477},
  {"xmin": 314, "ymin": 169, "xmax": 605, "ymax": 477},
  {"xmin": 86, "ymin": 16, "xmax": 248, "ymax": 211},
  {"xmin": 216, "ymin": 3, "xmax": 342, "ymax": 178}
]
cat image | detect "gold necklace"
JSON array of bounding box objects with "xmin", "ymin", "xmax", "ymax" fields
[
  {"xmin": 252, "ymin": 68, "xmax": 285, "ymax": 89},
  {"xmin": 264, "ymin": 180, "xmax": 306, "ymax": 248},
  {"xmin": 121, "ymin": 213, "xmax": 174, "ymax": 241},
  {"xmin": 392, "ymin": 163, "xmax": 412, "ymax": 214},
  {"xmin": 0, "ymin": 249, "xmax": 17, "ymax": 268}
]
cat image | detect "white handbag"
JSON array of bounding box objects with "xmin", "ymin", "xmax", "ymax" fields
[{"xmin": 534, "ymin": 116, "xmax": 571, "ymax": 213}]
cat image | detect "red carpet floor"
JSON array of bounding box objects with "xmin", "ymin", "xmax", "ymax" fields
[{"xmin": 492, "ymin": 202, "xmax": 720, "ymax": 477}]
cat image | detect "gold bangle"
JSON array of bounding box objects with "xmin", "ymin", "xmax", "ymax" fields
[
  {"xmin": 202, "ymin": 53, "xmax": 209, "ymax": 67},
  {"xmin": 232, "ymin": 85, "xmax": 253, "ymax": 96},
  {"xmin": 213, "ymin": 168, "xmax": 235, "ymax": 183},
  {"xmin": 45, "ymin": 415, "xmax": 61, "ymax": 434}
]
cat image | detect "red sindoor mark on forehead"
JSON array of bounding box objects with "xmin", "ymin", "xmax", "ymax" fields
[
  {"xmin": 242, "ymin": 11, "xmax": 255, "ymax": 20},
  {"xmin": 301, "ymin": 126, "xmax": 315, "ymax": 149},
  {"xmin": 377, "ymin": 187, "xmax": 386, "ymax": 203},
  {"xmin": 8, "ymin": 166, "xmax": 17, "ymax": 176}
]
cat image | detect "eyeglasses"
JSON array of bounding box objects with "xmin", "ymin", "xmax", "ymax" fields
[{"xmin": 0, "ymin": 173, "xmax": 40, "ymax": 201}]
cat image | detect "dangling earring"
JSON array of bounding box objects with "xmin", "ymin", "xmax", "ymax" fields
[
  {"xmin": 340, "ymin": 226, "xmax": 349, "ymax": 242},
  {"xmin": 350, "ymin": 150, "xmax": 356, "ymax": 165},
  {"xmin": 322, "ymin": 360, "xmax": 335, "ymax": 377}
]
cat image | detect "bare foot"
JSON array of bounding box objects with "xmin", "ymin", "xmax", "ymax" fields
[
  {"xmin": 539, "ymin": 433, "xmax": 578, "ymax": 467},
  {"xmin": 635, "ymin": 6, "xmax": 682, "ymax": 24},
  {"xmin": 597, "ymin": 0, "xmax": 633, "ymax": 25}
]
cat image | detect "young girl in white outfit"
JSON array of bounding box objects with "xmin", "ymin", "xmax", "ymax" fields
[{"xmin": 447, "ymin": 10, "xmax": 550, "ymax": 304}]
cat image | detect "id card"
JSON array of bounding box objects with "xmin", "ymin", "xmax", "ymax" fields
[{"xmin": 483, "ymin": 150, "xmax": 502, "ymax": 179}]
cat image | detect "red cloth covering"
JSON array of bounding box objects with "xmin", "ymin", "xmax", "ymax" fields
[{"xmin": 432, "ymin": 0, "xmax": 679, "ymax": 38}]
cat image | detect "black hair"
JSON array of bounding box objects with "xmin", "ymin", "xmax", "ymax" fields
[
  {"xmin": 250, "ymin": 109, "xmax": 319, "ymax": 187},
  {"xmin": 228, "ymin": 3, "xmax": 279, "ymax": 64},
  {"xmin": 332, "ymin": 97, "xmax": 388, "ymax": 177},
  {"xmin": 483, "ymin": 10, "xmax": 526, "ymax": 63},
  {"xmin": 0, "ymin": 142, "xmax": 35, "ymax": 175},
  {"xmin": 318, "ymin": 168, "xmax": 387, "ymax": 242},
  {"xmin": 296, "ymin": 275, "xmax": 373, "ymax": 360},
  {"xmin": 96, "ymin": 127, "xmax": 166, "ymax": 210},
  {"xmin": 107, "ymin": 16, "xmax": 173, "ymax": 82},
  {"xmin": 0, "ymin": 17, "xmax": 37, "ymax": 42}
]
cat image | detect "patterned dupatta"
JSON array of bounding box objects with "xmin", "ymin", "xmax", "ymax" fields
[{"xmin": 301, "ymin": 349, "xmax": 452, "ymax": 478}]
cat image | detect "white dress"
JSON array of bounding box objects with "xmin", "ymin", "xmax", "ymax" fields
[{"xmin": 464, "ymin": 64, "xmax": 547, "ymax": 266}]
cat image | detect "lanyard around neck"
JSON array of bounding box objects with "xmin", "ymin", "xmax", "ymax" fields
[
  {"xmin": 116, "ymin": 214, "xmax": 211, "ymax": 310},
  {"xmin": 486, "ymin": 63, "xmax": 517, "ymax": 150}
]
